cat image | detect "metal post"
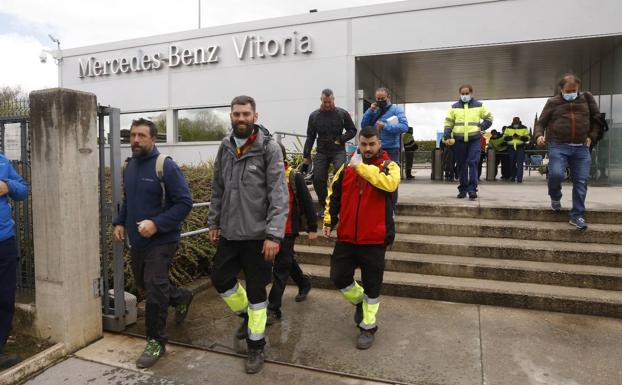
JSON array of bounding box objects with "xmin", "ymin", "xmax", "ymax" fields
[
  {"xmin": 107, "ymin": 107, "xmax": 126, "ymax": 331},
  {"xmin": 486, "ymin": 148, "xmax": 496, "ymax": 181},
  {"xmin": 20, "ymin": 120, "xmax": 32, "ymax": 289},
  {"xmin": 97, "ymin": 110, "xmax": 111, "ymax": 316}
]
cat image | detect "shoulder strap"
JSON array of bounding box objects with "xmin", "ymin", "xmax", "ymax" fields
[
  {"xmin": 155, "ymin": 153, "xmax": 171, "ymax": 208},
  {"xmin": 381, "ymin": 160, "xmax": 391, "ymax": 175}
]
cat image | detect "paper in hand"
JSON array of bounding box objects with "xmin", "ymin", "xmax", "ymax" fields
[{"xmin": 386, "ymin": 115, "xmax": 399, "ymax": 125}]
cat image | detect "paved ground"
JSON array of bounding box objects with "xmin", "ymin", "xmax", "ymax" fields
[{"xmin": 25, "ymin": 286, "xmax": 622, "ymax": 385}]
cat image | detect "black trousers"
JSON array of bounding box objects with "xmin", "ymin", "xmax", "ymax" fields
[
  {"xmin": 211, "ymin": 238, "xmax": 273, "ymax": 348},
  {"xmin": 0, "ymin": 237, "xmax": 17, "ymax": 352},
  {"xmin": 313, "ymin": 150, "xmax": 347, "ymax": 210},
  {"xmin": 131, "ymin": 242, "xmax": 190, "ymax": 346},
  {"xmin": 404, "ymin": 151, "xmax": 415, "ymax": 177},
  {"xmin": 330, "ymin": 242, "xmax": 386, "ymax": 299},
  {"xmin": 268, "ymin": 236, "xmax": 310, "ymax": 313}
]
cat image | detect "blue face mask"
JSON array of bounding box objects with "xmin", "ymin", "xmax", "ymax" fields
[
  {"xmin": 460, "ymin": 95, "xmax": 471, "ymax": 103},
  {"xmin": 563, "ymin": 92, "xmax": 578, "ymax": 102}
]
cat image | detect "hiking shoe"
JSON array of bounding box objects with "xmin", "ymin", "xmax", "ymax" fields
[
  {"xmin": 235, "ymin": 315, "xmax": 249, "ymax": 340},
  {"xmin": 245, "ymin": 348, "xmax": 265, "ymax": 374},
  {"xmin": 354, "ymin": 302, "xmax": 363, "ymax": 325},
  {"xmin": 136, "ymin": 339, "xmax": 165, "ymax": 369},
  {"xmin": 0, "ymin": 353, "xmax": 22, "ymax": 369},
  {"xmin": 266, "ymin": 309, "xmax": 281, "ymax": 326},
  {"xmin": 456, "ymin": 192, "xmax": 467, "ymax": 199},
  {"xmin": 175, "ymin": 291, "xmax": 194, "ymax": 325},
  {"xmin": 569, "ymin": 217, "xmax": 588, "ymax": 230},
  {"xmin": 551, "ymin": 200, "xmax": 562, "ymax": 212},
  {"xmin": 356, "ymin": 330, "xmax": 375, "ymax": 350},
  {"xmin": 295, "ymin": 279, "xmax": 312, "ymax": 302},
  {"xmin": 468, "ymin": 192, "xmax": 478, "ymax": 200}
]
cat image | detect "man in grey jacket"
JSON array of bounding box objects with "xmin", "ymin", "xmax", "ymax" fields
[{"xmin": 208, "ymin": 95, "xmax": 288, "ymax": 374}]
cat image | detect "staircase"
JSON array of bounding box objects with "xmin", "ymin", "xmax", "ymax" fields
[{"xmin": 295, "ymin": 203, "xmax": 622, "ymax": 318}]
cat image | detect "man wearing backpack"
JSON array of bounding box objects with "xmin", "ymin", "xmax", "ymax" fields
[
  {"xmin": 323, "ymin": 126, "xmax": 400, "ymax": 350},
  {"xmin": 208, "ymin": 95, "xmax": 288, "ymax": 374},
  {"xmin": 266, "ymin": 143, "xmax": 318, "ymax": 326},
  {"xmin": 0, "ymin": 152, "xmax": 28, "ymax": 370},
  {"xmin": 112, "ymin": 118, "xmax": 193, "ymax": 369},
  {"xmin": 303, "ymin": 89, "xmax": 357, "ymax": 217},
  {"xmin": 534, "ymin": 73, "xmax": 603, "ymax": 230}
]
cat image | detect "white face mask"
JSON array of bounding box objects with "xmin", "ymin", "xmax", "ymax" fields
[
  {"xmin": 563, "ymin": 92, "xmax": 578, "ymax": 102},
  {"xmin": 460, "ymin": 95, "xmax": 472, "ymax": 103}
]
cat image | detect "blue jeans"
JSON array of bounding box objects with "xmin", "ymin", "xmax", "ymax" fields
[
  {"xmin": 508, "ymin": 145, "xmax": 525, "ymax": 182},
  {"xmin": 453, "ymin": 140, "xmax": 481, "ymax": 193},
  {"xmin": 547, "ymin": 143, "xmax": 591, "ymax": 219}
]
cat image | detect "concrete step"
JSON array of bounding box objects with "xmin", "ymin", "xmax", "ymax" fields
[
  {"xmin": 395, "ymin": 203, "xmax": 622, "ymax": 224},
  {"xmin": 300, "ymin": 263, "xmax": 622, "ymax": 318},
  {"xmin": 295, "ymin": 233, "xmax": 622, "ymax": 267},
  {"xmin": 294, "ymin": 244, "xmax": 622, "ymax": 290},
  {"xmin": 393, "ymin": 215, "xmax": 622, "ymax": 245}
]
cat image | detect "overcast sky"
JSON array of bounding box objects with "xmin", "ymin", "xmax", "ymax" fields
[{"xmin": 0, "ymin": 0, "xmax": 549, "ymax": 140}]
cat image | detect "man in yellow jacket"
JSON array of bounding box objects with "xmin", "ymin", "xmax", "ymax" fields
[
  {"xmin": 443, "ymin": 85, "xmax": 493, "ymax": 199},
  {"xmin": 503, "ymin": 117, "xmax": 531, "ymax": 183}
]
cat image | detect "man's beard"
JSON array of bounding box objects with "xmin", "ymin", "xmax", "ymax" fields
[
  {"xmin": 131, "ymin": 144, "xmax": 150, "ymax": 157},
  {"xmin": 232, "ymin": 121, "xmax": 253, "ymax": 138}
]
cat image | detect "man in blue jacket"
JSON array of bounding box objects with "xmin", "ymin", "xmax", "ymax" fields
[
  {"xmin": 0, "ymin": 152, "xmax": 28, "ymax": 369},
  {"xmin": 113, "ymin": 118, "xmax": 193, "ymax": 369},
  {"xmin": 360, "ymin": 87, "xmax": 409, "ymax": 162}
]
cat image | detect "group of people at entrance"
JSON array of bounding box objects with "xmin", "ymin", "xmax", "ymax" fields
[
  {"xmin": 110, "ymin": 90, "xmax": 402, "ymax": 374},
  {"xmin": 488, "ymin": 116, "xmax": 532, "ymax": 183}
]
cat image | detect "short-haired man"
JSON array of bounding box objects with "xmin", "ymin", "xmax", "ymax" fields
[
  {"xmin": 323, "ymin": 126, "xmax": 400, "ymax": 350},
  {"xmin": 443, "ymin": 84, "xmax": 493, "ymax": 199},
  {"xmin": 208, "ymin": 95, "xmax": 288, "ymax": 374},
  {"xmin": 303, "ymin": 89, "xmax": 357, "ymax": 217},
  {"xmin": 534, "ymin": 73, "xmax": 601, "ymax": 230},
  {"xmin": 503, "ymin": 117, "xmax": 531, "ymax": 183},
  {"xmin": 0, "ymin": 152, "xmax": 28, "ymax": 369},
  {"xmin": 360, "ymin": 87, "xmax": 409, "ymax": 163},
  {"xmin": 113, "ymin": 118, "xmax": 193, "ymax": 369}
]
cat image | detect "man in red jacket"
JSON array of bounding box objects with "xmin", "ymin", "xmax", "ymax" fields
[{"xmin": 323, "ymin": 126, "xmax": 400, "ymax": 350}]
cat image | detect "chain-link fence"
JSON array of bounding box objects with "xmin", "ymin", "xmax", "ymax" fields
[{"xmin": 0, "ymin": 98, "xmax": 34, "ymax": 303}]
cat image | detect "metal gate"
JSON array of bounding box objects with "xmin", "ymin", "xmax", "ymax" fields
[
  {"xmin": 0, "ymin": 98, "xmax": 34, "ymax": 302},
  {"xmin": 97, "ymin": 105, "xmax": 127, "ymax": 332}
]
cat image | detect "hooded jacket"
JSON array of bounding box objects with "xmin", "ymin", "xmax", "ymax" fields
[
  {"xmin": 208, "ymin": 125, "xmax": 288, "ymax": 242},
  {"xmin": 360, "ymin": 103, "xmax": 409, "ymax": 149},
  {"xmin": 0, "ymin": 153, "xmax": 29, "ymax": 242},
  {"xmin": 534, "ymin": 92, "xmax": 600, "ymax": 145},
  {"xmin": 113, "ymin": 147, "xmax": 192, "ymax": 250}
]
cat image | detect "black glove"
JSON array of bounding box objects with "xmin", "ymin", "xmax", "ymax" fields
[
  {"xmin": 504, "ymin": 136, "xmax": 512, "ymax": 141},
  {"xmin": 520, "ymin": 136, "xmax": 529, "ymax": 142}
]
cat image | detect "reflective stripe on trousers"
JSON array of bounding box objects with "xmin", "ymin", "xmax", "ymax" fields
[
  {"xmin": 220, "ymin": 281, "xmax": 248, "ymax": 315},
  {"xmin": 248, "ymin": 301, "xmax": 268, "ymax": 341},
  {"xmin": 340, "ymin": 281, "xmax": 364, "ymax": 305},
  {"xmin": 360, "ymin": 295, "xmax": 380, "ymax": 330}
]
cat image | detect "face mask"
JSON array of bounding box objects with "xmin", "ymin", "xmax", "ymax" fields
[
  {"xmin": 513, "ymin": 124, "xmax": 519, "ymax": 128},
  {"xmin": 376, "ymin": 100, "xmax": 388, "ymax": 109},
  {"xmin": 460, "ymin": 95, "xmax": 471, "ymax": 103},
  {"xmin": 563, "ymin": 92, "xmax": 578, "ymax": 101}
]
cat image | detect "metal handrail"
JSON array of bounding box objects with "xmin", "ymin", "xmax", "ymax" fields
[{"xmin": 181, "ymin": 202, "xmax": 210, "ymax": 238}]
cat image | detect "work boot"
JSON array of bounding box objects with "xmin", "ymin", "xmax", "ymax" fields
[
  {"xmin": 235, "ymin": 314, "xmax": 249, "ymax": 340},
  {"xmin": 356, "ymin": 329, "xmax": 375, "ymax": 350},
  {"xmin": 353, "ymin": 302, "xmax": 363, "ymax": 325},
  {"xmin": 266, "ymin": 309, "xmax": 281, "ymax": 326},
  {"xmin": 468, "ymin": 192, "xmax": 478, "ymax": 200},
  {"xmin": 136, "ymin": 339, "xmax": 165, "ymax": 369},
  {"xmin": 175, "ymin": 290, "xmax": 194, "ymax": 325},
  {"xmin": 245, "ymin": 348, "xmax": 265, "ymax": 374},
  {"xmin": 456, "ymin": 191, "xmax": 467, "ymax": 199},
  {"xmin": 0, "ymin": 353, "xmax": 22, "ymax": 369},
  {"xmin": 295, "ymin": 278, "xmax": 312, "ymax": 302}
]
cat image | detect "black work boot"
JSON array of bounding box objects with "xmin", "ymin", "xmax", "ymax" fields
[
  {"xmin": 235, "ymin": 314, "xmax": 249, "ymax": 340},
  {"xmin": 295, "ymin": 278, "xmax": 312, "ymax": 302},
  {"xmin": 356, "ymin": 329, "xmax": 375, "ymax": 350},
  {"xmin": 245, "ymin": 347, "xmax": 265, "ymax": 374},
  {"xmin": 175, "ymin": 290, "xmax": 194, "ymax": 325},
  {"xmin": 266, "ymin": 309, "xmax": 281, "ymax": 326},
  {"xmin": 457, "ymin": 191, "xmax": 467, "ymax": 199},
  {"xmin": 136, "ymin": 339, "xmax": 165, "ymax": 369},
  {"xmin": 468, "ymin": 192, "xmax": 478, "ymax": 200},
  {"xmin": 353, "ymin": 302, "xmax": 363, "ymax": 325},
  {"xmin": 0, "ymin": 352, "xmax": 22, "ymax": 369}
]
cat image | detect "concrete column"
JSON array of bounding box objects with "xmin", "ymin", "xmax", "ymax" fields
[
  {"xmin": 166, "ymin": 108, "xmax": 178, "ymax": 143},
  {"xmin": 29, "ymin": 88, "xmax": 102, "ymax": 352}
]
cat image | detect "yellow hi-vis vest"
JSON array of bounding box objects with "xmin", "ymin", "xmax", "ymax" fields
[
  {"xmin": 504, "ymin": 125, "xmax": 531, "ymax": 149},
  {"xmin": 444, "ymin": 100, "xmax": 493, "ymax": 142}
]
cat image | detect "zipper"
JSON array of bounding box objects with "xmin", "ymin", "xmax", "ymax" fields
[
  {"xmin": 353, "ymin": 175, "xmax": 364, "ymax": 243},
  {"xmin": 569, "ymin": 102, "xmax": 576, "ymax": 143},
  {"xmin": 463, "ymin": 103, "xmax": 469, "ymax": 142}
]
